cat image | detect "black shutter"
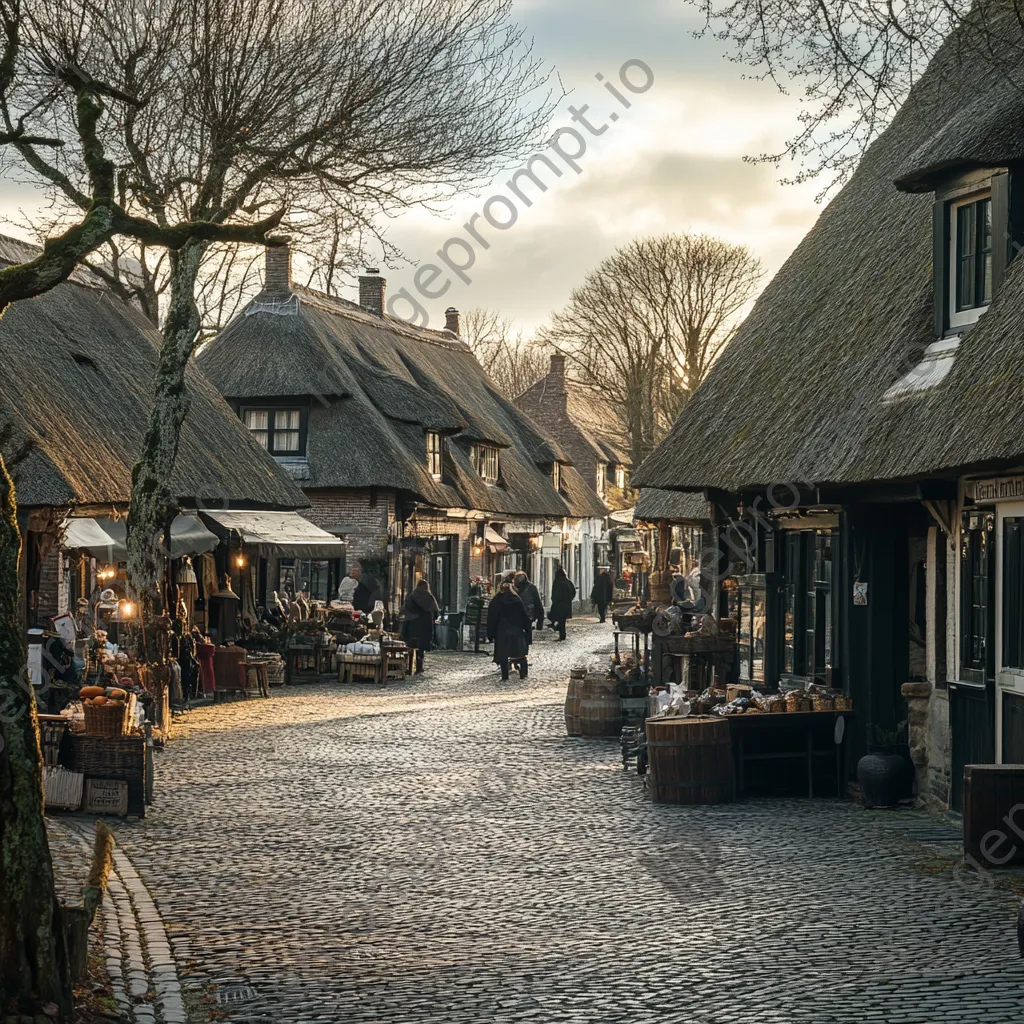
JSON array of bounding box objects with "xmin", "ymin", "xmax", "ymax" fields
[
  {"xmin": 932, "ymin": 199, "xmax": 948, "ymax": 337},
  {"xmin": 992, "ymin": 171, "xmax": 1010, "ymax": 292}
]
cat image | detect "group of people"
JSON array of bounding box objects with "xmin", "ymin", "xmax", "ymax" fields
[
  {"xmin": 394, "ymin": 563, "xmax": 617, "ymax": 683},
  {"xmin": 486, "ymin": 567, "xmax": 578, "ymax": 681}
]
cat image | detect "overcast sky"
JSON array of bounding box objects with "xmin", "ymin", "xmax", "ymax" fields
[
  {"xmin": 376, "ymin": 0, "xmax": 824, "ymax": 334},
  {"xmin": 0, "ymin": 0, "xmax": 824, "ymax": 336}
]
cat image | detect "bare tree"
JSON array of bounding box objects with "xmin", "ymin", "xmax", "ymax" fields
[
  {"xmin": 543, "ymin": 234, "xmax": 761, "ymax": 467},
  {"xmin": 12, "ymin": 0, "xmax": 554, "ymax": 615},
  {"xmin": 688, "ymin": 0, "xmax": 1022, "ymax": 194},
  {"xmin": 464, "ymin": 307, "xmax": 548, "ymax": 400}
]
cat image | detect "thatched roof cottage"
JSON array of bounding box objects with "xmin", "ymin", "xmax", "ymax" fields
[
  {"xmin": 635, "ymin": 7, "xmax": 1024, "ymax": 809},
  {"xmin": 197, "ymin": 247, "xmax": 607, "ymax": 613}
]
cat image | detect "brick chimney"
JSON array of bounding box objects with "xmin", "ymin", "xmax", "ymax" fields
[
  {"xmin": 359, "ymin": 269, "xmax": 385, "ymax": 316},
  {"xmin": 549, "ymin": 352, "xmax": 567, "ymax": 387},
  {"xmin": 263, "ymin": 240, "xmax": 292, "ymax": 295},
  {"xmin": 445, "ymin": 307, "xmax": 461, "ymax": 335}
]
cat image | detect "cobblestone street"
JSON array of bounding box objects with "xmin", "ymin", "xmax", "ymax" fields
[{"xmin": 106, "ymin": 619, "xmax": 1024, "ymax": 1024}]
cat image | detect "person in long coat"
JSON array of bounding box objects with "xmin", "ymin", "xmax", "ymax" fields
[
  {"xmin": 487, "ymin": 578, "xmax": 533, "ymax": 681},
  {"xmin": 514, "ymin": 571, "xmax": 545, "ymax": 631},
  {"xmin": 400, "ymin": 579, "xmax": 440, "ymax": 674},
  {"xmin": 590, "ymin": 568, "xmax": 614, "ymax": 623},
  {"xmin": 548, "ymin": 566, "xmax": 576, "ymax": 641}
]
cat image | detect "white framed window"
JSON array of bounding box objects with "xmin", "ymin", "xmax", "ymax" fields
[
  {"xmin": 615, "ymin": 465, "xmax": 626, "ymax": 489},
  {"xmin": 427, "ymin": 431, "xmax": 442, "ymax": 479},
  {"xmin": 242, "ymin": 407, "xmax": 304, "ymax": 455},
  {"xmin": 949, "ymin": 191, "xmax": 993, "ymax": 330},
  {"xmin": 596, "ymin": 463, "xmax": 607, "ymax": 498},
  {"xmin": 552, "ymin": 461, "xmax": 561, "ymax": 490},
  {"xmin": 471, "ymin": 443, "xmax": 499, "ymax": 484}
]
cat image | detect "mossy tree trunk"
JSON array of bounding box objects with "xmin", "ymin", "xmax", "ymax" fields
[
  {"xmin": 0, "ymin": 454, "xmax": 71, "ymax": 1020},
  {"xmin": 125, "ymin": 240, "xmax": 206, "ymax": 619}
]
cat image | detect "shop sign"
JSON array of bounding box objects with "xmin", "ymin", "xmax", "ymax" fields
[
  {"xmin": 84, "ymin": 778, "xmax": 129, "ymax": 816},
  {"xmin": 540, "ymin": 533, "xmax": 562, "ymax": 553},
  {"xmin": 972, "ymin": 476, "xmax": 1024, "ymax": 503}
]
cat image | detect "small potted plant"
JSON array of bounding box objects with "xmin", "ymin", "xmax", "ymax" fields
[{"xmin": 857, "ymin": 721, "xmax": 910, "ymax": 808}]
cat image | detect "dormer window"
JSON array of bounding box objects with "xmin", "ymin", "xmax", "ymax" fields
[
  {"xmin": 471, "ymin": 443, "xmax": 499, "ymax": 484},
  {"xmin": 427, "ymin": 430, "xmax": 442, "ymax": 479},
  {"xmin": 552, "ymin": 461, "xmax": 561, "ymax": 490},
  {"xmin": 614, "ymin": 465, "xmax": 626, "ymax": 489},
  {"xmin": 596, "ymin": 463, "xmax": 607, "ymax": 498},
  {"xmin": 243, "ymin": 406, "xmax": 305, "ymax": 455},
  {"xmin": 950, "ymin": 191, "xmax": 993, "ymax": 329}
]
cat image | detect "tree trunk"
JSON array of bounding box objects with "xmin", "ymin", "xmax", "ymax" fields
[
  {"xmin": 126, "ymin": 241, "xmax": 206, "ymax": 620},
  {"xmin": 0, "ymin": 455, "xmax": 72, "ymax": 1020}
]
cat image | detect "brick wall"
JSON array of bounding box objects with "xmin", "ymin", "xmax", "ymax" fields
[
  {"xmin": 300, "ymin": 488, "xmax": 395, "ymax": 564},
  {"xmin": 36, "ymin": 543, "xmax": 61, "ymax": 622}
]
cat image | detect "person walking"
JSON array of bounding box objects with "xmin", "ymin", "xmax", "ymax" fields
[
  {"xmin": 400, "ymin": 579, "xmax": 439, "ymax": 674},
  {"xmin": 590, "ymin": 567, "xmax": 614, "ymax": 623},
  {"xmin": 487, "ymin": 575, "xmax": 533, "ymax": 680},
  {"xmin": 514, "ymin": 571, "xmax": 545, "ymax": 632},
  {"xmin": 548, "ymin": 566, "xmax": 576, "ymax": 642}
]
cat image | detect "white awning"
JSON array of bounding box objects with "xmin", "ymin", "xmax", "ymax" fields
[
  {"xmin": 62, "ymin": 514, "xmax": 221, "ymax": 560},
  {"xmin": 203, "ymin": 510, "xmax": 346, "ymax": 558},
  {"xmin": 609, "ymin": 507, "xmax": 635, "ymax": 525},
  {"xmin": 61, "ymin": 518, "xmax": 123, "ymax": 560},
  {"xmin": 485, "ymin": 525, "xmax": 508, "ymax": 553}
]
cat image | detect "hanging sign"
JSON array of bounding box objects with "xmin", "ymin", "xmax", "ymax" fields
[
  {"xmin": 853, "ymin": 581, "xmax": 869, "ymax": 606},
  {"xmin": 83, "ymin": 779, "xmax": 129, "ymax": 816},
  {"xmin": 972, "ymin": 476, "xmax": 1024, "ymax": 503}
]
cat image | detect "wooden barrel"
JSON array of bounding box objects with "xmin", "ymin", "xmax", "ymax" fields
[
  {"xmin": 578, "ymin": 673, "xmax": 623, "ymax": 737},
  {"xmin": 564, "ymin": 677, "xmax": 582, "ymax": 736},
  {"xmin": 646, "ymin": 716, "xmax": 734, "ymax": 804}
]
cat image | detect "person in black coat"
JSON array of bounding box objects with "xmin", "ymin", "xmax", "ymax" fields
[
  {"xmin": 514, "ymin": 571, "xmax": 545, "ymax": 632},
  {"xmin": 590, "ymin": 568, "xmax": 614, "ymax": 623},
  {"xmin": 487, "ymin": 578, "xmax": 532, "ymax": 680},
  {"xmin": 400, "ymin": 580, "xmax": 440, "ymax": 673},
  {"xmin": 351, "ymin": 566, "xmax": 383, "ymax": 615},
  {"xmin": 548, "ymin": 566, "xmax": 576, "ymax": 641}
]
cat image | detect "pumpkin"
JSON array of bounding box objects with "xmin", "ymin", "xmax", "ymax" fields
[
  {"xmin": 80, "ymin": 686, "xmax": 105, "ymax": 699},
  {"xmin": 106, "ymin": 688, "xmax": 127, "ymax": 701},
  {"xmin": 91, "ymin": 695, "xmax": 108, "ymax": 706}
]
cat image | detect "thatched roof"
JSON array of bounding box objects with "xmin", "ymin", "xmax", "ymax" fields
[
  {"xmin": 633, "ymin": 488, "xmax": 709, "ymax": 524},
  {"xmin": 0, "ymin": 241, "xmax": 307, "ymax": 510},
  {"xmin": 635, "ymin": 8, "xmax": 1024, "ymax": 495},
  {"xmin": 198, "ymin": 268, "xmax": 598, "ymax": 520}
]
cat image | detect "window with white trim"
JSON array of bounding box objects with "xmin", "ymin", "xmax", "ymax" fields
[
  {"xmin": 615, "ymin": 465, "xmax": 626, "ymax": 489},
  {"xmin": 552, "ymin": 461, "xmax": 561, "ymax": 490},
  {"xmin": 427, "ymin": 431, "xmax": 442, "ymax": 479},
  {"xmin": 950, "ymin": 191, "xmax": 993, "ymax": 329},
  {"xmin": 243, "ymin": 407, "xmax": 304, "ymax": 455},
  {"xmin": 596, "ymin": 463, "xmax": 607, "ymax": 498},
  {"xmin": 471, "ymin": 444, "xmax": 499, "ymax": 484}
]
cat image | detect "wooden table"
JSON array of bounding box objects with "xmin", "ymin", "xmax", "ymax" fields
[{"xmin": 726, "ymin": 711, "xmax": 853, "ymax": 799}]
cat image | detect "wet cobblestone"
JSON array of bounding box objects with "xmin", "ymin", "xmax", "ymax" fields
[{"xmin": 108, "ymin": 619, "xmax": 1024, "ymax": 1023}]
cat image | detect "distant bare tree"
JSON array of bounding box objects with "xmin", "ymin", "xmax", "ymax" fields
[
  {"xmin": 14, "ymin": 0, "xmax": 555, "ymax": 612},
  {"xmin": 464, "ymin": 307, "xmax": 548, "ymax": 400},
  {"xmin": 544, "ymin": 234, "xmax": 761, "ymax": 467}
]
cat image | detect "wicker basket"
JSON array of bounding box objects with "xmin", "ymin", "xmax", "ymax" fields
[
  {"xmin": 785, "ymin": 691, "xmax": 812, "ymax": 713},
  {"xmin": 834, "ymin": 693, "xmax": 853, "ymax": 711},
  {"xmin": 812, "ymin": 692, "xmax": 835, "ymax": 711},
  {"xmin": 83, "ymin": 695, "xmax": 134, "ymax": 738},
  {"xmin": 263, "ymin": 656, "xmax": 285, "ymax": 686}
]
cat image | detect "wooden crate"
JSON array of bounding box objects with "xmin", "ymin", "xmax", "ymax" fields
[{"xmin": 964, "ymin": 764, "xmax": 1024, "ymax": 868}]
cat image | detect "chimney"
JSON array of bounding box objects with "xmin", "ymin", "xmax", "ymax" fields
[
  {"xmin": 264, "ymin": 240, "xmax": 292, "ymax": 295},
  {"xmin": 445, "ymin": 307, "xmax": 461, "ymax": 335},
  {"xmin": 359, "ymin": 268, "xmax": 386, "ymax": 316},
  {"xmin": 549, "ymin": 352, "xmax": 566, "ymax": 385}
]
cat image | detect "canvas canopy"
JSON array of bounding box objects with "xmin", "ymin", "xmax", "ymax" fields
[
  {"xmin": 203, "ymin": 510, "xmax": 346, "ymax": 558},
  {"xmin": 61, "ymin": 514, "xmax": 220, "ymax": 561}
]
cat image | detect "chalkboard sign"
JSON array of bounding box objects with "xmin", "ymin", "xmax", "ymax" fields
[{"xmin": 84, "ymin": 778, "xmax": 129, "ymax": 816}]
